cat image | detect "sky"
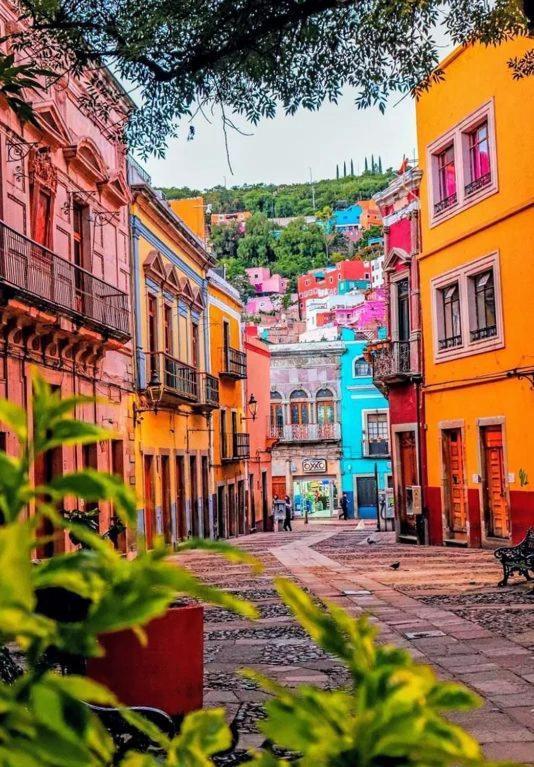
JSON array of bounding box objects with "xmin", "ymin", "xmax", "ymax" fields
[{"xmin": 143, "ymin": 89, "xmax": 418, "ymax": 191}]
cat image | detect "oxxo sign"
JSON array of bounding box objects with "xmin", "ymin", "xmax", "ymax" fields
[{"xmin": 302, "ymin": 457, "xmax": 327, "ymax": 473}]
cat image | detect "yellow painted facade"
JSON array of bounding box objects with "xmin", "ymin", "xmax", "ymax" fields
[
  {"xmin": 417, "ymin": 37, "xmax": 534, "ymax": 546},
  {"xmin": 130, "ymin": 180, "xmax": 216, "ymax": 547},
  {"xmin": 207, "ymin": 271, "xmax": 249, "ymax": 538}
]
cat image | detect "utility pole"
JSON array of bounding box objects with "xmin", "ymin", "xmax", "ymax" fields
[{"xmin": 308, "ymin": 166, "xmax": 316, "ymax": 212}]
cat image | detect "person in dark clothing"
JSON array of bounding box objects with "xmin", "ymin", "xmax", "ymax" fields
[
  {"xmin": 283, "ymin": 494, "xmax": 292, "ymax": 531},
  {"xmin": 339, "ymin": 492, "xmax": 349, "ymax": 520}
]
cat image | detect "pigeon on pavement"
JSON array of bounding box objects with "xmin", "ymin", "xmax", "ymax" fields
[{"xmin": 389, "ymin": 562, "xmax": 401, "ymax": 570}]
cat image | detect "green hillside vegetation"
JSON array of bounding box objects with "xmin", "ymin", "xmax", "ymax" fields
[{"xmin": 161, "ymin": 169, "xmax": 394, "ymax": 217}]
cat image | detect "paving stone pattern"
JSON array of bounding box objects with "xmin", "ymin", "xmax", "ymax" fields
[{"xmin": 177, "ymin": 523, "xmax": 534, "ymax": 765}]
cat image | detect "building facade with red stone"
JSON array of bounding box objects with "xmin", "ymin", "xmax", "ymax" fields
[{"xmin": 0, "ymin": 2, "xmax": 133, "ymax": 553}]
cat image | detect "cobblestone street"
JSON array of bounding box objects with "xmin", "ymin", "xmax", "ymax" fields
[{"xmin": 178, "ymin": 521, "xmax": 534, "ymax": 765}]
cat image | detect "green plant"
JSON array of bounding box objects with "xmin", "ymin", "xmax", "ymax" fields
[
  {"xmin": 243, "ymin": 580, "xmax": 503, "ymax": 767},
  {"xmin": 0, "ymin": 373, "xmax": 258, "ymax": 766}
]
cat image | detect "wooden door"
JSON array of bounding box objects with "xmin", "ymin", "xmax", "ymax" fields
[
  {"xmin": 398, "ymin": 431, "xmax": 418, "ymax": 532},
  {"xmin": 443, "ymin": 429, "xmax": 467, "ymax": 533},
  {"xmin": 190, "ymin": 456, "xmax": 198, "ymax": 537},
  {"xmin": 482, "ymin": 426, "xmax": 510, "ymax": 539},
  {"xmin": 249, "ymin": 474, "xmax": 256, "ymax": 530},
  {"xmin": 228, "ymin": 485, "xmax": 236, "ymax": 537},
  {"xmin": 272, "ymin": 477, "xmax": 286, "ymax": 501},
  {"xmin": 161, "ymin": 455, "xmax": 172, "ymax": 544},
  {"xmin": 201, "ymin": 456, "xmax": 210, "ymax": 538},
  {"xmin": 144, "ymin": 455, "xmax": 155, "ymax": 548},
  {"xmin": 175, "ymin": 456, "xmax": 186, "ymax": 540},
  {"xmin": 217, "ymin": 486, "xmax": 226, "ymax": 539},
  {"xmin": 261, "ymin": 471, "xmax": 269, "ymax": 530}
]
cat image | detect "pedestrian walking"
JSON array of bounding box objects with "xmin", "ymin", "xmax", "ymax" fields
[
  {"xmin": 339, "ymin": 492, "xmax": 349, "ymax": 520},
  {"xmin": 283, "ymin": 494, "xmax": 292, "ymax": 531}
]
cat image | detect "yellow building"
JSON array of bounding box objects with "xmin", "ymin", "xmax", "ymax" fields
[
  {"xmin": 128, "ymin": 161, "xmax": 218, "ymax": 547},
  {"xmin": 207, "ymin": 270, "xmax": 250, "ymax": 537},
  {"xmin": 417, "ymin": 37, "xmax": 534, "ymax": 547}
]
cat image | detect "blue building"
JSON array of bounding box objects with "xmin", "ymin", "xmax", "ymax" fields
[{"xmin": 340, "ymin": 328, "xmax": 392, "ymax": 519}]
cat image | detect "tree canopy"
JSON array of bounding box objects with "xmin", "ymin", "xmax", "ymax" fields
[
  {"xmin": 13, "ymin": 0, "xmax": 531, "ymax": 156},
  {"xmin": 162, "ymin": 170, "xmax": 394, "ymax": 217}
]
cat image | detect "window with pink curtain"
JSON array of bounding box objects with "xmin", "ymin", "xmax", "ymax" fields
[
  {"xmin": 468, "ymin": 121, "xmax": 490, "ymax": 182},
  {"xmin": 437, "ymin": 145, "xmax": 456, "ymax": 201}
]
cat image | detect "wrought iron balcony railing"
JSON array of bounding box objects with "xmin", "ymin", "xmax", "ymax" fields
[
  {"xmin": 221, "ymin": 431, "xmax": 250, "ymax": 460},
  {"xmin": 434, "ymin": 192, "xmax": 457, "ymax": 215},
  {"xmin": 197, "ymin": 372, "xmax": 220, "ymax": 409},
  {"xmin": 465, "ymin": 172, "xmax": 491, "ymax": 197},
  {"xmin": 220, "ymin": 346, "xmax": 247, "ymax": 379},
  {"xmin": 362, "ymin": 439, "xmax": 390, "ymax": 458},
  {"xmin": 147, "ymin": 352, "xmax": 198, "ymax": 403},
  {"xmin": 269, "ymin": 422, "xmax": 341, "ymax": 443},
  {"xmin": 438, "ymin": 334, "xmax": 462, "ymax": 351},
  {"xmin": 470, "ymin": 324, "xmax": 497, "ymax": 342},
  {"xmin": 371, "ymin": 339, "xmax": 420, "ymax": 383},
  {"xmin": 0, "ymin": 220, "xmax": 130, "ymax": 340}
]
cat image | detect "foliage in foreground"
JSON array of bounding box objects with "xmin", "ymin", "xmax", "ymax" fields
[{"xmin": 0, "ymin": 375, "xmax": 511, "ymax": 766}]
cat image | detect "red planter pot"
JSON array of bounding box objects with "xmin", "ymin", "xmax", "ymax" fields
[{"xmin": 87, "ymin": 604, "xmax": 203, "ymax": 716}]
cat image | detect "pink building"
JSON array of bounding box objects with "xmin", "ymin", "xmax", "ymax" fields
[
  {"xmin": 0, "ymin": 2, "xmax": 133, "ymax": 554},
  {"xmin": 245, "ymin": 267, "xmax": 289, "ymax": 295},
  {"xmin": 333, "ymin": 290, "xmax": 386, "ymax": 335},
  {"xmin": 246, "ymin": 295, "xmax": 278, "ymax": 314}
]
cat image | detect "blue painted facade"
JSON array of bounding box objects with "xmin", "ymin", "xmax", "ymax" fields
[
  {"xmin": 338, "ymin": 278, "xmax": 370, "ymax": 294},
  {"xmin": 340, "ymin": 328, "xmax": 392, "ymax": 519},
  {"xmin": 332, "ymin": 204, "xmax": 362, "ymax": 230}
]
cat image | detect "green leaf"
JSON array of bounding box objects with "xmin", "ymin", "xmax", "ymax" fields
[
  {"xmin": 41, "ymin": 420, "xmax": 112, "ymax": 451},
  {"xmin": 0, "ymin": 399, "xmax": 27, "ymax": 440},
  {"xmin": 170, "ymin": 708, "xmax": 232, "ymax": 763},
  {"xmin": 49, "ymin": 470, "xmax": 137, "ymax": 525}
]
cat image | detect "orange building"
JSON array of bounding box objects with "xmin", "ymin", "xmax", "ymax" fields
[
  {"xmin": 169, "ymin": 197, "xmax": 207, "ymax": 242},
  {"xmin": 359, "ymin": 199, "xmax": 382, "ymax": 230},
  {"xmin": 417, "ymin": 37, "xmax": 534, "ymax": 547},
  {"xmin": 245, "ymin": 327, "xmax": 274, "ymax": 531},
  {"xmin": 208, "ymin": 270, "xmax": 249, "ymax": 537}
]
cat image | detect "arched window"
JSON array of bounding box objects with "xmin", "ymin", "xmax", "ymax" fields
[
  {"xmin": 270, "ymin": 392, "xmax": 284, "ymax": 431},
  {"xmin": 289, "ymin": 389, "xmax": 309, "ymax": 425},
  {"xmin": 316, "ymin": 388, "xmax": 334, "ymax": 424},
  {"xmin": 354, "ymin": 357, "xmax": 371, "ymax": 377}
]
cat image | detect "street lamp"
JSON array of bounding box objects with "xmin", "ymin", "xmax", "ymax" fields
[
  {"xmin": 241, "ymin": 394, "xmax": 258, "ymax": 422},
  {"xmin": 133, "ymin": 368, "xmax": 165, "ymax": 424}
]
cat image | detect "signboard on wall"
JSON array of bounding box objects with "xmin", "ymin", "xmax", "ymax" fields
[{"xmin": 302, "ymin": 457, "xmax": 327, "ymax": 473}]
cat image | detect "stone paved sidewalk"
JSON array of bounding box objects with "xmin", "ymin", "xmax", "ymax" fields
[{"xmin": 177, "ymin": 522, "xmax": 534, "ymax": 765}]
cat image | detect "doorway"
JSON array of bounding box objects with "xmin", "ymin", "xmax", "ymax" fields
[
  {"xmin": 397, "ymin": 430, "xmax": 418, "ymax": 535},
  {"xmin": 143, "ymin": 455, "xmax": 156, "ymax": 548},
  {"xmin": 175, "ymin": 455, "xmax": 186, "ymax": 540},
  {"xmin": 201, "ymin": 455, "xmax": 210, "ymax": 538},
  {"xmin": 355, "ymin": 476, "xmax": 377, "ymax": 519},
  {"xmin": 161, "ymin": 455, "xmax": 172, "ymax": 544},
  {"xmin": 293, "ymin": 477, "xmax": 335, "ymax": 518},
  {"xmin": 237, "ymin": 479, "xmax": 245, "ymax": 534},
  {"xmin": 261, "ymin": 470, "xmax": 269, "ymax": 531},
  {"xmin": 442, "ymin": 428, "xmax": 467, "ymax": 536},
  {"xmin": 481, "ymin": 425, "xmax": 510, "ymax": 539},
  {"xmin": 190, "ymin": 455, "xmax": 198, "ymax": 537},
  {"xmin": 228, "ymin": 485, "xmax": 236, "ymax": 537},
  {"xmin": 217, "ymin": 485, "xmax": 226, "ymax": 539},
  {"xmin": 249, "ymin": 474, "xmax": 256, "ymax": 530}
]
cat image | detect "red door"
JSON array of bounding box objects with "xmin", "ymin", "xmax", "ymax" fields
[
  {"xmin": 144, "ymin": 455, "xmax": 155, "ymax": 548},
  {"xmin": 175, "ymin": 456, "xmax": 186, "ymax": 540},
  {"xmin": 482, "ymin": 426, "xmax": 510, "ymax": 539},
  {"xmin": 398, "ymin": 431, "xmax": 417, "ymax": 534},
  {"xmin": 443, "ymin": 429, "xmax": 467, "ymax": 534},
  {"xmin": 272, "ymin": 477, "xmax": 286, "ymax": 501}
]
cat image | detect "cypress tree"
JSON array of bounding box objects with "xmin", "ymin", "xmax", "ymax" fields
[
  {"xmin": 371, "ymin": 154, "xmax": 375, "ymax": 173},
  {"xmin": 343, "ymin": 160, "xmax": 347, "ymax": 177},
  {"xmin": 364, "ymin": 156, "xmax": 369, "ymax": 173},
  {"xmin": 336, "ymin": 164, "xmax": 339, "ymax": 180},
  {"xmin": 378, "ymin": 156, "xmax": 383, "ymax": 173},
  {"xmin": 350, "ymin": 158, "xmax": 354, "ymax": 175}
]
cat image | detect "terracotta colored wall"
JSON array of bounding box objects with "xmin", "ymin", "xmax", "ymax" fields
[{"xmin": 169, "ymin": 197, "xmax": 206, "ymax": 241}]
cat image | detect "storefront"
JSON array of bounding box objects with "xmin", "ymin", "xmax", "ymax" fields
[{"xmin": 293, "ymin": 475, "xmax": 337, "ymax": 518}]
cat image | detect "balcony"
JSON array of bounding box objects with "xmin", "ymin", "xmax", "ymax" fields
[
  {"xmin": 221, "ymin": 431, "xmax": 250, "ymax": 461},
  {"xmin": 220, "ymin": 346, "xmax": 247, "ymax": 379},
  {"xmin": 362, "ymin": 439, "xmax": 390, "ymax": 458},
  {"xmin": 434, "ymin": 192, "xmax": 457, "ymax": 216},
  {"xmin": 196, "ymin": 372, "xmax": 220, "ymax": 410},
  {"xmin": 465, "ymin": 172, "xmax": 491, "ymax": 197},
  {"xmin": 269, "ymin": 422, "xmax": 341, "ymax": 443},
  {"xmin": 371, "ymin": 339, "xmax": 421, "ymax": 385},
  {"xmin": 147, "ymin": 352, "xmax": 198, "ymax": 404},
  {"xmin": 0, "ymin": 220, "xmax": 129, "ymax": 340}
]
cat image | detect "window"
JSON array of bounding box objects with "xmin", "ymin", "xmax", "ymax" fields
[
  {"xmin": 435, "ymin": 144, "xmax": 456, "ymax": 212},
  {"xmin": 270, "ymin": 403, "xmax": 284, "ymax": 429},
  {"xmin": 164, "ymin": 304, "xmax": 173, "ymax": 355},
  {"xmin": 396, "ymin": 278, "xmax": 410, "ymax": 342},
  {"xmin": 432, "ymin": 253, "xmax": 503, "ymax": 361},
  {"xmin": 147, "ymin": 294, "xmax": 158, "ymax": 378},
  {"xmin": 34, "ymin": 189, "xmax": 52, "ymax": 247},
  {"xmin": 366, "ymin": 413, "xmax": 389, "ymax": 456},
  {"xmin": 191, "ymin": 320, "xmax": 199, "ymax": 368},
  {"xmin": 428, "ymin": 101, "xmax": 497, "ymax": 225},
  {"xmin": 354, "ymin": 357, "xmax": 371, "ymax": 377},
  {"xmin": 467, "ymin": 121, "xmax": 490, "ymax": 193},
  {"xmin": 289, "ymin": 390, "xmax": 309, "ymax": 425},
  {"xmin": 470, "ymin": 270, "xmax": 496, "ymax": 341},
  {"xmin": 439, "ymin": 283, "xmax": 462, "ymax": 350},
  {"xmin": 316, "ymin": 388, "xmax": 334, "ymax": 424}
]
